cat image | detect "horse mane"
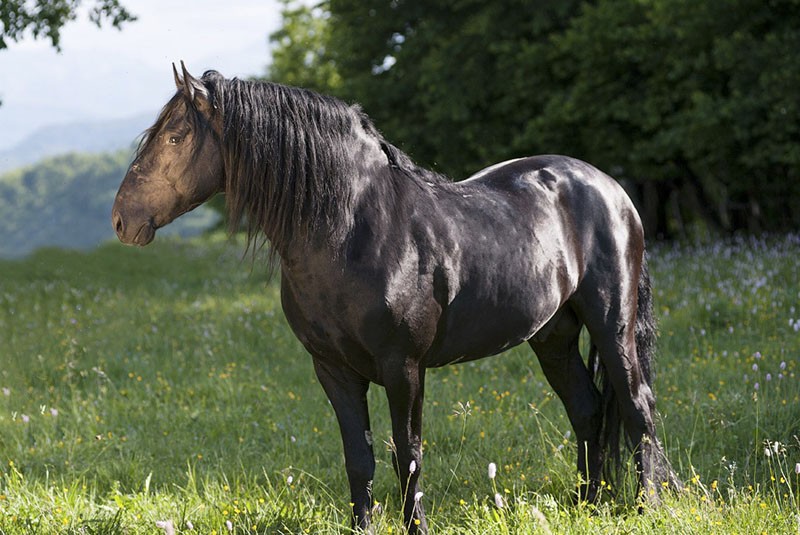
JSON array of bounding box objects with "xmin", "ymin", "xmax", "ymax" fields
[{"xmin": 195, "ymin": 72, "xmax": 448, "ymax": 263}]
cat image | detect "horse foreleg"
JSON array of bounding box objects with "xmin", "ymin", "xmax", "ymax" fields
[
  {"xmin": 383, "ymin": 359, "xmax": 428, "ymax": 534},
  {"xmin": 530, "ymin": 307, "xmax": 603, "ymax": 502},
  {"xmin": 313, "ymin": 358, "xmax": 375, "ymax": 532}
]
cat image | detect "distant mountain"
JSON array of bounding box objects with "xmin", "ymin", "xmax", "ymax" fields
[{"xmin": 0, "ymin": 113, "xmax": 156, "ymax": 174}]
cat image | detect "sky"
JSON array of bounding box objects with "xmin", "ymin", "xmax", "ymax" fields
[{"xmin": 0, "ymin": 0, "xmax": 283, "ymax": 150}]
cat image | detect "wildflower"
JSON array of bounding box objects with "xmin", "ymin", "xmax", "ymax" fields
[
  {"xmin": 765, "ymin": 447, "xmax": 771, "ymax": 458},
  {"xmin": 752, "ymin": 363, "xmax": 759, "ymax": 372},
  {"xmin": 766, "ymin": 373, "xmax": 772, "ymax": 382},
  {"xmin": 2, "ymin": 388, "xmax": 9, "ymax": 397},
  {"xmin": 186, "ymin": 521, "xmax": 194, "ymax": 530},
  {"xmin": 488, "ymin": 462, "xmax": 497, "ymax": 480},
  {"xmin": 754, "ymin": 382, "xmax": 760, "ymax": 391},
  {"xmin": 414, "ymin": 491, "xmax": 423, "ymax": 502},
  {"xmin": 754, "ymin": 352, "xmax": 762, "ymax": 360},
  {"xmin": 780, "ymin": 361, "xmax": 787, "ymax": 370},
  {"xmin": 50, "ymin": 408, "xmax": 59, "ymax": 417},
  {"xmin": 21, "ymin": 414, "xmax": 29, "ymax": 423},
  {"xmin": 155, "ymin": 520, "xmax": 175, "ymax": 535},
  {"xmin": 287, "ymin": 475, "xmax": 293, "ymax": 485},
  {"xmin": 795, "ymin": 463, "xmax": 800, "ymax": 475},
  {"xmin": 226, "ymin": 520, "xmax": 233, "ymax": 532},
  {"xmin": 409, "ymin": 460, "xmax": 417, "ymax": 474},
  {"xmin": 494, "ymin": 492, "xmax": 505, "ymax": 509}
]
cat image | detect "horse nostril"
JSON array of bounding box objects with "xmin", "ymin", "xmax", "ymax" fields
[{"xmin": 113, "ymin": 211, "xmax": 125, "ymax": 236}]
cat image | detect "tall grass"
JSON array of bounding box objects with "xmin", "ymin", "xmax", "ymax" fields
[{"xmin": 1, "ymin": 233, "xmax": 799, "ymax": 533}]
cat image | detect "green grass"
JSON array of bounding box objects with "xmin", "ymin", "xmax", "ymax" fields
[{"xmin": 1, "ymin": 233, "xmax": 799, "ymax": 533}]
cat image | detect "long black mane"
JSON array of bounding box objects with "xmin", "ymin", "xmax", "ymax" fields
[{"xmin": 197, "ymin": 72, "xmax": 447, "ymax": 259}]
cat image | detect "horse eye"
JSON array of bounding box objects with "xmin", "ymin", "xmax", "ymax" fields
[{"xmin": 168, "ymin": 135, "xmax": 182, "ymax": 145}]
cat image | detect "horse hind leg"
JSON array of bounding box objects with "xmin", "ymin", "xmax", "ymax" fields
[
  {"xmin": 575, "ymin": 281, "xmax": 677, "ymax": 506},
  {"xmin": 529, "ymin": 305, "xmax": 604, "ymax": 502}
]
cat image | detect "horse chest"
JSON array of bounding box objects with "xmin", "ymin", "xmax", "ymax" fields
[{"xmin": 279, "ymin": 269, "xmax": 439, "ymax": 382}]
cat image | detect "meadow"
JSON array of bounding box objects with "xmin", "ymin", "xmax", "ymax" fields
[{"xmin": 0, "ymin": 233, "xmax": 799, "ymax": 534}]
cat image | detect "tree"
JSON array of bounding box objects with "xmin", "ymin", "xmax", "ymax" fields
[
  {"xmin": 268, "ymin": 0, "xmax": 800, "ymax": 238},
  {"xmin": 0, "ymin": 0, "xmax": 135, "ymax": 51},
  {"xmin": 266, "ymin": 0, "xmax": 340, "ymax": 94},
  {"xmin": 327, "ymin": 0, "xmax": 584, "ymax": 178}
]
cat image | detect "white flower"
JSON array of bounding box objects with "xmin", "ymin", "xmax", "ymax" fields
[
  {"xmin": 488, "ymin": 462, "xmax": 497, "ymax": 480},
  {"xmin": 414, "ymin": 491, "xmax": 423, "ymax": 502},
  {"xmin": 494, "ymin": 492, "xmax": 505, "ymax": 509},
  {"xmin": 186, "ymin": 521, "xmax": 194, "ymax": 530},
  {"xmin": 155, "ymin": 520, "xmax": 175, "ymax": 535},
  {"xmin": 287, "ymin": 475, "xmax": 294, "ymax": 485},
  {"xmin": 795, "ymin": 463, "xmax": 800, "ymax": 475},
  {"xmin": 409, "ymin": 460, "xmax": 417, "ymax": 474},
  {"xmin": 226, "ymin": 519, "xmax": 233, "ymax": 532}
]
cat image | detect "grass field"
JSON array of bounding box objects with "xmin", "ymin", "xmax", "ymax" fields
[{"xmin": 1, "ymin": 233, "xmax": 799, "ymax": 533}]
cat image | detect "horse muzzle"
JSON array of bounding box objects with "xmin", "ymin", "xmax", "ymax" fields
[{"xmin": 112, "ymin": 206, "xmax": 157, "ymax": 246}]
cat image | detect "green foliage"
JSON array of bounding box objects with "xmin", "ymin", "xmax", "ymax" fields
[
  {"xmin": 0, "ymin": 0, "xmax": 135, "ymax": 50},
  {"xmin": 0, "ymin": 152, "xmax": 217, "ymax": 258},
  {"xmin": 0, "ymin": 234, "xmax": 799, "ymax": 532},
  {"xmin": 265, "ymin": 0, "xmax": 341, "ymax": 94},
  {"xmin": 267, "ymin": 0, "xmax": 800, "ymax": 239}
]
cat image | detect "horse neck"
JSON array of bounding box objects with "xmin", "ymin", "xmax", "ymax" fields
[{"xmin": 276, "ymin": 127, "xmax": 394, "ymax": 264}]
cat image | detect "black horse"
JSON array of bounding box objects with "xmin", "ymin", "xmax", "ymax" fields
[{"xmin": 112, "ymin": 64, "xmax": 679, "ymax": 533}]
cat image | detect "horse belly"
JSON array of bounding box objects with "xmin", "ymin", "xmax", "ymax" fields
[{"xmin": 424, "ymin": 295, "xmax": 559, "ymax": 368}]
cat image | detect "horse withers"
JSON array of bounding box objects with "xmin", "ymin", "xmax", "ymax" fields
[{"xmin": 112, "ymin": 63, "xmax": 680, "ymax": 533}]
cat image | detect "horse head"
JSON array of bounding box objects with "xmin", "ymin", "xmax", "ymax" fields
[{"xmin": 112, "ymin": 63, "xmax": 224, "ymax": 246}]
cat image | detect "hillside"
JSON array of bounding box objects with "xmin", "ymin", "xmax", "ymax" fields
[
  {"xmin": 0, "ymin": 114, "xmax": 155, "ymax": 174},
  {"xmin": 0, "ymin": 151, "xmax": 218, "ymax": 258}
]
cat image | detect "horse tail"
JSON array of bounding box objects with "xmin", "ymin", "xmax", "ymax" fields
[
  {"xmin": 635, "ymin": 253, "xmax": 657, "ymax": 388},
  {"xmin": 589, "ymin": 250, "xmax": 657, "ymax": 486}
]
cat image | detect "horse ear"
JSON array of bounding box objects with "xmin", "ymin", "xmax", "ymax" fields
[
  {"xmin": 179, "ymin": 61, "xmax": 211, "ymax": 109},
  {"xmin": 173, "ymin": 62, "xmax": 183, "ymax": 89}
]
